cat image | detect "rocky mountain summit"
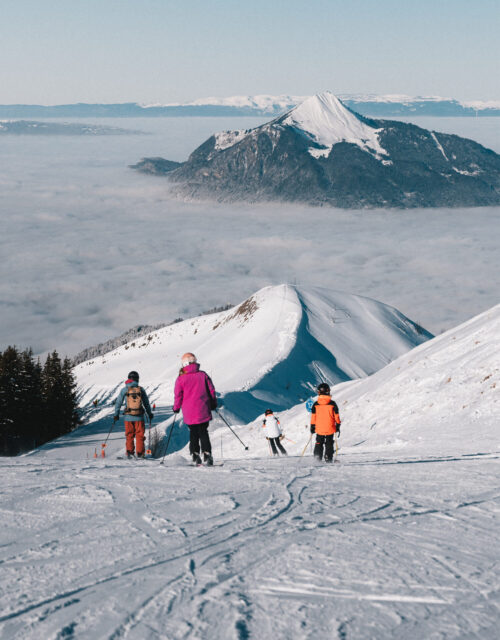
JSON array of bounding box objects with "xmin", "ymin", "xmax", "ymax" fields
[{"xmin": 133, "ymin": 92, "xmax": 500, "ymax": 208}]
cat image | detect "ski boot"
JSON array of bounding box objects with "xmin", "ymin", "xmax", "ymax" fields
[
  {"xmin": 203, "ymin": 452, "xmax": 214, "ymax": 466},
  {"xmin": 192, "ymin": 453, "xmax": 202, "ymax": 466},
  {"xmin": 126, "ymin": 451, "xmax": 134, "ymax": 460}
]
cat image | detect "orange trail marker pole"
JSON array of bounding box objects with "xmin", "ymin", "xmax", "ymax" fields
[
  {"xmin": 94, "ymin": 448, "xmax": 98, "ymax": 458},
  {"xmin": 101, "ymin": 417, "xmax": 117, "ymax": 455},
  {"xmin": 101, "ymin": 443, "xmax": 106, "ymax": 458}
]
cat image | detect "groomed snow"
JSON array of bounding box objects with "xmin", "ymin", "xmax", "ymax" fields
[
  {"xmin": 1, "ymin": 302, "xmax": 498, "ymax": 638},
  {"xmin": 282, "ymin": 92, "xmax": 390, "ymax": 160}
]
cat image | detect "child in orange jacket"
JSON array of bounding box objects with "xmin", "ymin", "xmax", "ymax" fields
[{"xmin": 310, "ymin": 383, "xmax": 341, "ymax": 462}]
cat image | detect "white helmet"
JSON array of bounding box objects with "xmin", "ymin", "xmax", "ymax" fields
[{"xmin": 181, "ymin": 352, "xmax": 197, "ymax": 367}]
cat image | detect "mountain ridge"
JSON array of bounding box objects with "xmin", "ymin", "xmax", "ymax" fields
[
  {"xmin": 2, "ymin": 94, "xmax": 500, "ymax": 118},
  {"xmin": 74, "ymin": 284, "xmax": 431, "ymax": 423}
]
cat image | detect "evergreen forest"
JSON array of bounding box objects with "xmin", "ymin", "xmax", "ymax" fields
[{"xmin": 0, "ymin": 347, "xmax": 80, "ymax": 456}]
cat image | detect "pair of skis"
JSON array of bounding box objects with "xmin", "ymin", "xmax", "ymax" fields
[
  {"xmin": 301, "ymin": 432, "xmax": 339, "ymax": 461},
  {"xmin": 190, "ymin": 460, "xmax": 224, "ymax": 468},
  {"xmin": 116, "ymin": 454, "xmax": 153, "ymax": 461}
]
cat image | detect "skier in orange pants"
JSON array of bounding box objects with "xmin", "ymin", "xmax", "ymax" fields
[{"xmin": 114, "ymin": 371, "xmax": 153, "ymax": 458}]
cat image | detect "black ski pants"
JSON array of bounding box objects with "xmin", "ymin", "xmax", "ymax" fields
[
  {"xmin": 188, "ymin": 422, "xmax": 211, "ymax": 455},
  {"xmin": 314, "ymin": 434, "xmax": 334, "ymax": 461},
  {"xmin": 268, "ymin": 436, "xmax": 287, "ymax": 455}
]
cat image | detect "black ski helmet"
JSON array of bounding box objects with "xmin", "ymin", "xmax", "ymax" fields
[
  {"xmin": 317, "ymin": 382, "xmax": 330, "ymax": 395},
  {"xmin": 128, "ymin": 370, "xmax": 139, "ymax": 382},
  {"xmin": 265, "ymin": 409, "xmax": 273, "ymax": 415}
]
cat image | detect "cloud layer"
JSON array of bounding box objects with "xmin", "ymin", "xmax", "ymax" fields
[{"xmin": 1, "ymin": 116, "xmax": 499, "ymax": 357}]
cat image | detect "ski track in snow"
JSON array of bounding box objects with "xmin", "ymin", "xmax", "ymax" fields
[{"xmin": 1, "ymin": 451, "xmax": 499, "ymax": 639}]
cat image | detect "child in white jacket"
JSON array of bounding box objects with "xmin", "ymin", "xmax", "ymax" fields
[{"xmin": 262, "ymin": 409, "xmax": 287, "ymax": 456}]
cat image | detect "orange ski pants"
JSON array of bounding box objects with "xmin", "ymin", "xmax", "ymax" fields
[{"xmin": 125, "ymin": 421, "xmax": 145, "ymax": 455}]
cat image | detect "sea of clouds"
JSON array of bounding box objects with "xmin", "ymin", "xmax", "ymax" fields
[{"xmin": 1, "ymin": 116, "xmax": 499, "ymax": 356}]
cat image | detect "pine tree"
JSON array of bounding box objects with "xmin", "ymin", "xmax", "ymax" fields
[
  {"xmin": 61, "ymin": 357, "xmax": 81, "ymax": 433},
  {"xmin": 0, "ymin": 346, "xmax": 22, "ymax": 455},
  {"xmin": 18, "ymin": 350, "xmax": 43, "ymax": 450},
  {"xmin": 42, "ymin": 351, "xmax": 63, "ymax": 441}
]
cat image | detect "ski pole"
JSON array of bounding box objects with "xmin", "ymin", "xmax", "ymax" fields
[
  {"xmin": 301, "ymin": 433, "xmax": 312, "ymax": 457},
  {"xmin": 334, "ymin": 433, "xmax": 339, "ymax": 460},
  {"xmin": 215, "ymin": 409, "xmax": 249, "ymax": 450},
  {"xmin": 160, "ymin": 414, "xmax": 177, "ymax": 464},
  {"xmin": 101, "ymin": 417, "xmax": 117, "ymax": 457},
  {"xmin": 146, "ymin": 415, "xmax": 152, "ymax": 456}
]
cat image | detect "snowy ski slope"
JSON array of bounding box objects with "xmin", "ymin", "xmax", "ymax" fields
[
  {"xmin": 0, "ymin": 298, "xmax": 498, "ymax": 639},
  {"xmin": 199, "ymin": 301, "xmax": 500, "ymax": 462}
]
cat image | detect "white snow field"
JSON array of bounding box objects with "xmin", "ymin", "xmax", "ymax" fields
[
  {"xmin": 1, "ymin": 301, "xmax": 499, "ymax": 639},
  {"xmin": 74, "ymin": 284, "xmax": 430, "ymax": 425}
]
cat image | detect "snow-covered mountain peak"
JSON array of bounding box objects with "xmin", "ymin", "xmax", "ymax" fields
[
  {"xmin": 73, "ymin": 284, "xmax": 431, "ymax": 423},
  {"xmin": 282, "ymin": 91, "xmax": 390, "ymax": 160}
]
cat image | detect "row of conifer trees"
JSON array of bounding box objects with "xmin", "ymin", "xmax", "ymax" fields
[{"xmin": 0, "ymin": 346, "xmax": 80, "ymax": 456}]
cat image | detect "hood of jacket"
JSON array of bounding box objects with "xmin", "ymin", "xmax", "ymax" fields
[
  {"xmin": 316, "ymin": 394, "xmax": 332, "ymax": 405},
  {"xmin": 125, "ymin": 380, "xmax": 140, "ymax": 388},
  {"xmin": 182, "ymin": 363, "xmax": 200, "ymax": 375}
]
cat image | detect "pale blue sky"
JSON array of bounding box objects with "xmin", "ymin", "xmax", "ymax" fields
[{"xmin": 1, "ymin": 0, "xmax": 499, "ymax": 104}]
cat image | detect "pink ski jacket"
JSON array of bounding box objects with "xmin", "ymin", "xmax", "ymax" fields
[{"xmin": 173, "ymin": 363, "xmax": 217, "ymax": 425}]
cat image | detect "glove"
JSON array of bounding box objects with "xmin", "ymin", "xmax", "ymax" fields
[
  {"xmin": 113, "ymin": 415, "xmax": 119, "ymax": 423},
  {"xmin": 173, "ymin": 408, "xmax": 180, "ymax": 414},
  {"xmin": 336, "ymin": 424, "xmax": 341, "ymax": 436},
  {"xmin": 310, "ymin": 425, "xmax": 315, "ymax": 434},
  {"xmin": 279, "ymin": 434, "xmax": 285, "ymax": 441}
]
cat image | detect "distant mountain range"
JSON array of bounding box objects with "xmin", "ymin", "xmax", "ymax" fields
[
  {"xmin": 0, "ymin": 120, "xmax": 143, "ymax": 135},
  {"xmin": 1, "ymin": 94, "xmax": 500, "ymax": 118},
  {"xmin": 131, "ymin": 92, "xmax": 500, "ymax": 209}
]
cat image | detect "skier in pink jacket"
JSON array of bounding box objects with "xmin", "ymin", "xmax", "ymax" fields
[{"xmin": 173, "ymin": 353, "xmax": 217, "ymax": 465}]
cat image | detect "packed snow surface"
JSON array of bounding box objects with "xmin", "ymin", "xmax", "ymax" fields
[
  {"xmin": 1, "ymin": 303, "xmax": 498, "ymax": 639},
  {"xmin": 282, "ymin": 92, "xmax": 389, "ymax": 160}
]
